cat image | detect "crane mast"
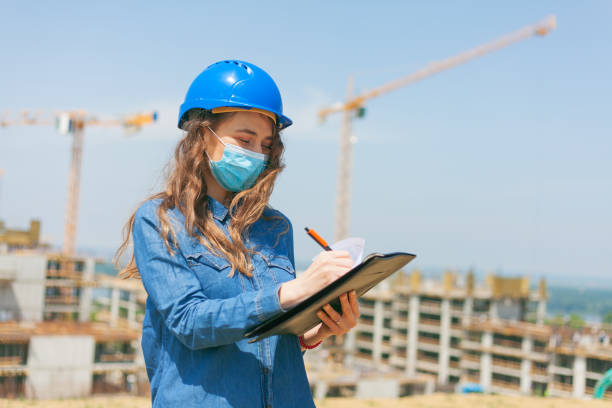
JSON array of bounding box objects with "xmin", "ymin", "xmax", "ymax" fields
[
  {"xmin": 63, "ymin": 116, "xmax": 85, "ymax": 257},
  {"xmin": 335, "ymin": 75, "xmax": 354, "ymax": 243},
  {"xmin": 1, "ymin": 110, "xmax": 157, "ymax": 260}
]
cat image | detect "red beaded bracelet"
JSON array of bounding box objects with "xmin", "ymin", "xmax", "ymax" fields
[{"xmin": 299, "ymin": 335, "xmax": 322, "ymax": 349}]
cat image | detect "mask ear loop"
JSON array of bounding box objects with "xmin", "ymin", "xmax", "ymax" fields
[
  {"xmin": 204, "ymin": 125, "xmax": 225, "ymax": 163},
  {"xmin": 207, "ymin": 125, "xmax": 226, "ymax": 146}
]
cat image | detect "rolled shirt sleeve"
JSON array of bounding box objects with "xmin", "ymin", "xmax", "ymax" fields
[{"xmin": 133, "ymin": 202, "xmax": 285, "ymax": 350}]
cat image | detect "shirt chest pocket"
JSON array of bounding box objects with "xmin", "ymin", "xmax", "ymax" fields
[
  {"xmin": 264, "ymin": 254, "xmax": 296, "ymax": 284},
  {"xmin": 184, "ymin": 249, "xmax": 240, "ymax": 298}
]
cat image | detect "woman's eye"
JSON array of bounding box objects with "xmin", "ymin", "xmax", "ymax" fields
[
  {"xmin": 239, "ymin": 139, "xmax": 250, "ymax": 144},
  {"xmin": 262, "ymin": 145, "xmax": 272, "ymax": 151}
]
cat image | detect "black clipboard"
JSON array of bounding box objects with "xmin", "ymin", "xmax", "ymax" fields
[{"xmin": 244, "ymin": 252, "xmax": 416, "ymax": 343}]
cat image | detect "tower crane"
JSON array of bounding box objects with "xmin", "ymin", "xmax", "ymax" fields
[
  {"xmin": 319, "ymin": 15, "xmax": 556, "ymax": 242},
  {"xmin": 0, "ymin": 110, "xmax": 157, "ymax": 260},
  {"xmin": 0, "ymin": 168, "xmax": 4, "ymax": 221}
]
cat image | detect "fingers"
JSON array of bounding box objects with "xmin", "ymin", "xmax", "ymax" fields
[
  {"xmin": 316, "ymin": 256, "xmax": 354, "ymax": 284},
  {"xmin": 324, "ymin": 253, "xmax": 354, "ymax": 273},
  {"xmin": 317, "ymin": 294, "xmax": 359, "ymax": 335},
  {"xmin": 315, "ymin": 250, "xmax": 352, "ymax": 264},
  {"xmin": 317, "ymin": 309, "xmax": 341, "ymax": 333},
  {"xmin": 349, "ymin": 290, "xmax": 360, "ymax": 318},
  {"xmin": 323, "ymin": 303, "xmax": 341, "ymax": 323},
  {"xmin": 329, "ymin": 250, "xmax": 351, "ymax": 259},
  {"xmin": 312, "ymin": 251, "xmax": 353, "ymax": 274},
  {"xmin": 339, "ymin": 293, "xmax": 356, "ymax": 326},
  {"xmin": 305, "ymin": 251, "xmax": 355, "ymax": 296},
  {"xmin": 336, "ymin": 258, "xmax": 355, "ymax": 270}
]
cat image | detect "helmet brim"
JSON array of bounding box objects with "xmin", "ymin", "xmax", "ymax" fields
[{"xmin": 178, "ymin": 100, "xmax": 292, "ymax": 130}]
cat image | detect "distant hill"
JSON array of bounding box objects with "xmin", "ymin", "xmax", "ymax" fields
[
  {"xmin": 95, "ymin": 261, "xmax": 118, "ymax": 277},
  {"xmin": 546, "ymin": 285, "xmax": 612, "ymax": 323}
]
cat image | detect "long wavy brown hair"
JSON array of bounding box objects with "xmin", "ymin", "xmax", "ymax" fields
[{"xmin": 113, "ymin": 108, "xmax": 286, "ymax": 279}]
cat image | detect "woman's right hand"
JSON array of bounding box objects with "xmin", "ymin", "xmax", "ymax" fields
[{"xmin": 278, "ymin": 250, "xmax": 354, "ymax": 310}]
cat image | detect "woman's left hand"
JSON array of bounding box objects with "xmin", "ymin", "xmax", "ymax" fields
[{"xmin": 315, "ymin": 290, "xmax": 360, "ymax": 339}]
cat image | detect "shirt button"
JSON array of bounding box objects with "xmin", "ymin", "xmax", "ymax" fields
[
  {"xmin": 263, "ymin": 367, "xmax": 268, "ymax": 374},
  {"xmin": 266, "ymin": 405, "xmax": 271, "ymax": 408}
]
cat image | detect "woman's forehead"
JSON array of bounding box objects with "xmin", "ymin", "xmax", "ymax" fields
[{"xmin": 220, "ymin": 111, "xmax": 274, "ymax": 137}]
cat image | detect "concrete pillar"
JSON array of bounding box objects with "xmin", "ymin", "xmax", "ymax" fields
[
  {"xmin": 390, "ymin": 292, "xmax": 403, "ymax": 370},
  {"xmin": 438, "ymin": 298, "xmax": 450, "ymax": 385},
  {"xmin": 424, "ymin": 379, "xmax": 435, "ymax": 394},
  {"xmin": 481, "ymin": 332, "xmax": 492, "ymax": 391},
  {"xmin": 373, "ymin": 299, "xmax": 383, "ymax": 364},
  {"xmin": 26, "ymin": 335, "xmax": 94, "ymax": 399},
  {"xmin": 537, "ymin": 278, "xmax": 547, "ymax": 325},
  {"xmin": 536, "ymin": 300, "xmax": 546, "ymax": 325},
  {"xmin": 573, "ymin": 355, "xmax": 586, "ymax": 398},
  {"xmin": 127, "ymin": 291, "xmax": 137, "ymax": 327},
  {"xmin": 406, "ymin": 295, "xmax": 419, "ymax": 376},
  {"xmin": 344, "ymin": 329, "xmax": 356, "ymax": 367},
  {"xmin": 463, "ymin": 297, "xmax": 473, "ymax": 326},
  {"xmin": 314, "ymin": 380, "xmax": 328, "ymax": 399},
  {"xmin": 482, "ymin": 331, "xmax": 492, "ymax": 348},
  {"xmin": 489, "ymin": 300, "xmax": 498, "ymax": 322},
  {"xmin": 110, "ymin": 287, "xmax": 119, "ymax": 327},
  {"xmin": 520, "ymin": 336, "xmax": 533, "ymax": 394},
  {"xmin": 79, "ymin": 257, "xmax": 95, "ymax": 322},
  {"xmin": 134, "ymin": 335, "xmax": 146, "ymax": 393}
]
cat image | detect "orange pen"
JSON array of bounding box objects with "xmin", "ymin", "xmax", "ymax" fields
[{"xmin": 304, "ymin": 227, "xmax": 332, "ymax": 251}]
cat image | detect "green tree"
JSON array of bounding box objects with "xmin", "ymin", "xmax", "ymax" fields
[
  {"xmin": 547, "ymin": 314, "xmax": 565, "ymax": 326},
  {"xmin": 603, "ymin": 312, "xmax": 612, "ymax": 325},
  {"xmin": 568, "ymin": 313, "xmax": 585, "ymax": 329}
]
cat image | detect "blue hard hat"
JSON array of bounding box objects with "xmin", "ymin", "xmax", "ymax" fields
[{"xmin": 178, "ymin": 60, "xmax": 293, "ymax": 130}]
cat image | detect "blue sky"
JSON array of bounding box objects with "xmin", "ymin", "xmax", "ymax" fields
[{"xmin": 1, "ymin": 1, "xmax": 610, "ymax": 286}]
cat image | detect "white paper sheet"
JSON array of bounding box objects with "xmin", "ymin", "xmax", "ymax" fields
[{"xmin": 329, "ymin": 237, "xmax": 366, "ymax": 267}]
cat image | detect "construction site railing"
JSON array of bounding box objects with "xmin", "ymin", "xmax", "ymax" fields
[
  {"xmin": 492, "ymin": 357, "xmax": 522, "ymax": 370},
  {"xmin": 491, "ymin": 378, "xmax": 521, "ymax": 390},
  {"xmin": 552, "ymin": 381, "xmax": 573, "ymax": 393},
  {"xmin": 493, "ymin": 339, "xmax": 522, "ymax": 349}
]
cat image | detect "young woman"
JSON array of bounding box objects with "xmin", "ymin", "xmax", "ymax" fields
[{"xmin": 115, "ymin": 60, "xmax": 361, "ymax": 407}]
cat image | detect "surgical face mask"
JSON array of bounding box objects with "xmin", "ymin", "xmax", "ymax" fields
[{"xmin": 205, "ymin": 126, "xmax": 268, "ymax": 192}]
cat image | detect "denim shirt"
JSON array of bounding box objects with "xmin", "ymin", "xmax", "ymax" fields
[{"xmin": 133, "ymin": 197, "xmax": 315, "ymax": 408}]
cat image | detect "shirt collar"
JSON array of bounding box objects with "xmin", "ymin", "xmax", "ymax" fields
[{"xmin": 207, "ymin": 195, "xmax": 229, "ymax": 223}]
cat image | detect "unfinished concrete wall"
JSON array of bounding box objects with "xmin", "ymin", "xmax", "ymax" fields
[
  {"xmin": 0, "ymin": 254, "xmax": 46, "ymax": 321},
  {"xmin": 78, "ymin": 257, "xmax": 95, "ymax": 322},
  {"xmin": 495, "ymin": 299, "xmax": 522, "ymax": 321},
  {"xmin": 26, "ymin": 335, "xmax": 94, "ymax": 399},
  {"xmin": 356, "ymin": 378, "xmax": 399, "ymax": 398}
]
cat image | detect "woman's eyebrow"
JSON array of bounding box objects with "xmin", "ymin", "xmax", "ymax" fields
[
  {"xmin": 235, "ymin": 128, "xmax": 274, "ymax": 140},
  {"xmin": 235, "ymin": 128, "xmax": 259, "ymax": 136}
]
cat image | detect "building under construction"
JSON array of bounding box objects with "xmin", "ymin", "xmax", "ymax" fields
[
  {"xmin": 0, "ymin": 219, "xmax": 147, "ymax": 399},
  {"xmin": 2, "ymin": 218, "xmax": 611, "ymax": 400},
  {"xmin": 305, "ymin": 269, "xmax": 612, "ymax": 400}
]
